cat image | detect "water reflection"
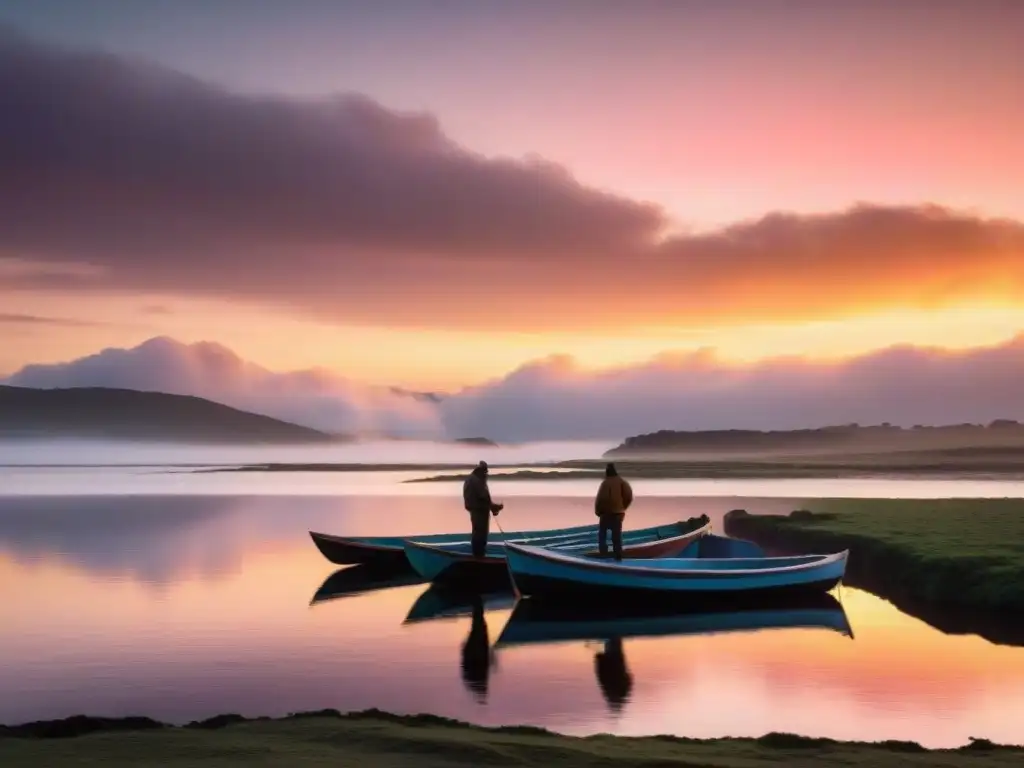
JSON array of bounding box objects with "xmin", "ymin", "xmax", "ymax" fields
[
  {"xmin": 398, "ymin": 585, "xmax": 519, "ymax": 703},
  {"xmin": 497, "ymin": 592, "xmax": 854, "ymax": 648},
  {"xmin": 0, "ymin": 495, "xmax": 748, "ymax": 587},
  {"xmin": 461, "ymin": 594, "xmax": 496, "ymax": 703},
  {"xmin": 403, "ymin": 584, "xmax": 517, "ymax": 625},
  {"xmin": 0, "ymin": 496, "xmax": 242, "ymax": 585},
  {"xmin": 595, "ymin": 638, "xmax": 632, "ymax": 713},
  {"xmin": 3, "ymin": 494, "xmax": 1024, "ymax": 747},
  {"xmin": 495, "ymin": 592, "xmax": 852, "ymax": 715},
  {"xmin": 309, "ymin": 565, "xmax": 427, "ymax": 605}
]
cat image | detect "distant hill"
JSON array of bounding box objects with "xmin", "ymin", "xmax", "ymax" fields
[
  {"xmin": 0, "ymin": 385, "xmax": 340, "ymax": 444},
  {"xmin": 454, "ymin": 436, "xmax": 499, "ymax": 447},
  {"xmin": 606, "ymin": 421, "xmax": 1024, "ymax": 458},
  {"xmin": 388, "ymin": 386, "xmax": 445, "ymax": 404}
]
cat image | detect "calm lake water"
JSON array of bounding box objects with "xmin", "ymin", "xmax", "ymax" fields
[{"xmin": 2, "ymin": 445, "xmax": 1024, "ymax": 748}]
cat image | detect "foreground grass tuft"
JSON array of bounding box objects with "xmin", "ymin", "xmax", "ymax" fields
[{"xmin": 1, "ymin": 710, "xmax": 1021, "ymax": 767}]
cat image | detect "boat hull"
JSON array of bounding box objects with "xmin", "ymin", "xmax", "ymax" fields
[
  {"xmin": 309, "ymin": 521, "xmax": 602, "ymax": 566},
  {"xmin": 309, "ymin": 532, "xmax": 410, "ymax": 567},
  {"xmin": 504, "ymin": 542, "xmax": 848, "ymax": 603},
  {"xmin": 404, "ymin": 518, "xmax": 712, "ymax": 582}
]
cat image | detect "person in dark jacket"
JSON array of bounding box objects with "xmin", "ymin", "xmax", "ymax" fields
[
  {"xmin": 594, "ymin": 462, "xmax": 633, "ymax": 561},
  {"xmin": 463, "ymin": 461, "xmax": 503, "ymax": 558}
]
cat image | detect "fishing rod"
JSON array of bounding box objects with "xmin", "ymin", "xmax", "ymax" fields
[{"xmin": 491, "ymin": 507, "xmax": 523, "ymax": 600}]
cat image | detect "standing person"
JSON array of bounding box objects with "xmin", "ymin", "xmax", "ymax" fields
[
  {"xmin": 463, "ymin": 461, "xmax": 503, "ymax": 558},
  {"xmin": 594, "ymin": 462, "xmax": 633, "ymax": 561}
]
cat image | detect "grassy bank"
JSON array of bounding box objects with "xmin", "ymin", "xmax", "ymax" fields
[
  {"xmin": 723, "ymin": 499, "xmax": 1024, "ymax": 643},
  {"xmin": 1, "ymin": 709, "xmax": 1020, "ymax": 767}
]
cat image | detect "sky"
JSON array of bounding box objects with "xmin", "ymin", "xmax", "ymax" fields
[{"xmin": 1, "ymin": 0, "xmax": 1024, "ymax": 436}]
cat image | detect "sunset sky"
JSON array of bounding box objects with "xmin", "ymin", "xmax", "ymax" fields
[{"xmin": 2, "ymin": 0, "xmax": 1023, "ymax": 396}]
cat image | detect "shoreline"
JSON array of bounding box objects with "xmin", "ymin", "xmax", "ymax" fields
[
  {"xmin": 2, "ymin": 709, "xmax": 1020, "ymax": 767},
  {"xmin": 406, "ymin": 466, "xmax": 1024, "ymax": 482},
  {"xmin": 182, "ymin": 457, "xmax": 1024, "ymax": 481},
  {"xmin": 722, "ymin": 500, "xmax": 1024, "ymax": 647}
]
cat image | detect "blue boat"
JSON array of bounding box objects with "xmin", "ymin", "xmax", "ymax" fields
[
  {"xmin": 309, "ymin": 520, "xmax": 602, "ymax": 568},
  {"xmin": 404, "ymin": 517, "xmax": 712, "ymax": 583},
  {"xmin": 495, "ymin": 591, "xmax": 853, "ymax": 648},
  {"xmin": 503, "ymin": 533, "xmax": 848, "ymax": 601}
]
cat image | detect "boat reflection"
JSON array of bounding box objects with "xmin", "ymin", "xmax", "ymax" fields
[
  {"xmin": 400, "ymin": 584, "xmax": 517, "ymax": 703},
  {"xmin": 403, "ymin": 583, "xmax": 517, "ymax": 625},
  {"xmin": 496, "ymin": 591, "xmax": 852, "ymax": 713},
  {"xmin": 308, "ymin": 564, "xmax": 427, "ymax": 606},
  {"xmin": 496, "ymin": 590, "xmax": 854, "ymax": 649}
]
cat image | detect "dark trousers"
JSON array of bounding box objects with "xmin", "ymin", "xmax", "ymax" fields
[
  {"xmin": 598, "ymin": 514, "xmax": 624, "ymax": 560},
  {"xmin": 470, "ymin": 510, "xmax": 490, "ymax": 558}
]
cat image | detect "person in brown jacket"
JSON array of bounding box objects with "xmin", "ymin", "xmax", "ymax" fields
[{"xmin": 594, "ymin": 462, "xmax": 633, "ymax": 560}]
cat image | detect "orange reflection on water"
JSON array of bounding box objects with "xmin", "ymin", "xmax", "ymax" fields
[
  {"xmin": 535, "ymin": 588, "xmax": 1024, "ymax": 746},
  {"xmin": 3, "ymin": 541, "xmax": 1024, "ymax": 748}
]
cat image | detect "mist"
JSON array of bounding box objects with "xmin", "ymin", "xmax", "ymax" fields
[
  {"xmin": 9, "ymin": 334, "xmax": 1024, "ymax": 444},
  {"xmin": 0, "ymin": 438, "xmax": 615, "ymax": 467}
]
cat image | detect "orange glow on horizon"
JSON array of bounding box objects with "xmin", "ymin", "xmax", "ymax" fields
[{"xmin": 4, "ymin": 290, "xmax": 1023, "ymax": 390}]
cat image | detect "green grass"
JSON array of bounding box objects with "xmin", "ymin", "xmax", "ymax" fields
[
  {"xmin": 724, "ymin": 499, "xmax": 1024, "ymax": 614},
  {"xmin": 1, "ymin": 710, "xmax": 1020, "ymax": 767}
]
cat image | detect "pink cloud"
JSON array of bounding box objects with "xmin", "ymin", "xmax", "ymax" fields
[{"xmin": 9, "ymin": 335, "xmax": 1024, "ymax": 442}]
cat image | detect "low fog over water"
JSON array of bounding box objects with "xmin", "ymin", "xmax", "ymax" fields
[{"xmin": 0, "ymin": 438, "xmax": 615, "ymax": 467}]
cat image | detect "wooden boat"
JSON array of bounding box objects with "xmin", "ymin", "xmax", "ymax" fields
[
  {"xmin": 495, "ymin": 591, "xmax": 853, "ymax": 648},
  {"xmin": 502, "ymin": 534, "xmax": 848, "ymax": 601},
  {"xmin": 403, "ymin": 585, "xmax": 517, "ymax": 625},
  {"xmin": 309, "ymin": 520, "xmax": 602, "ymax": 567},
  {"xmin": 403, "ymin": 516, "xmax": 712, "ymax": 583},
  {"xmin": 308, "ymin": 565, "xmax": 427, "ymax": 606}
]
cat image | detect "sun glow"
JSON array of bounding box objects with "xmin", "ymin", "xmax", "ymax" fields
[{"xmin": 3, "ymin": 289, "xmax": 1023, "ymax": 390}]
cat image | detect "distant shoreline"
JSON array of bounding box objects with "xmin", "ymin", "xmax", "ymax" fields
[
  {"xmin": 407, "ymin": 465, "xmax": 1024, "ymax": 482},
  {"xmin": 179, "ymin": 451, "xmax": 1024, "ymax": 481}
]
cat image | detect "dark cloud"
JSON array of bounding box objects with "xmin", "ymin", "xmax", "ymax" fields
[
  {"xmin": 9, "ymin": 335, "xmax": 1024, "ymax": 442},
  {"xmin": 0, "ymin": 312, "xmax": 106, "ymax": 327},
  {"xmin": 0, "ymin": 28, "xmax": 661, "ymax": 295},
  {"xmin": 1, "ymin": 29, "xmax": 1022, "ymax": 332}
]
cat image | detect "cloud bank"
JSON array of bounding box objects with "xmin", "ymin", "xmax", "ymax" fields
[
  {"xmin": 2, "ymin": 28, "xmax": 1023, "ymax": 332},
  {"xmin": 7, "ymin": 337, "xmax": 445, "ymax": 438},
  {"xmin": 8, "ymin": 336, "xmax": 1024, "ymax": 442}
]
